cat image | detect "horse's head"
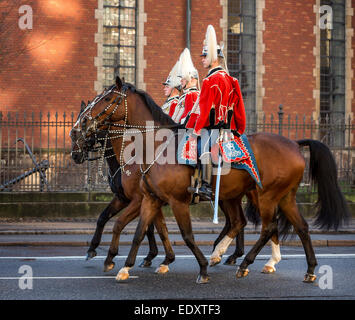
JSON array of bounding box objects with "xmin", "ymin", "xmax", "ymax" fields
[
  {"xmin": 81, "ymin": 76, "xmax": 129, "ymax": 134},
  {"xmin": 70, "ymin": 76, "xmax": 128, "ymax": 164},
  {"xmin": 70, "ymin": 100, "xmax": 92, "ymax": 164}
]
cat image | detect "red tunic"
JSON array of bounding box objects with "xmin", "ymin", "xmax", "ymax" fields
[
  {"xmin": 162, "ymin": 95, "xmax": 179, "ymax": 117},
  {"xmin": 172, "ymin": 87, "xmax": 199, "ymax": 124},
  {"xmin": 185, "ymin": 67, "xmax": 246, "ymax": 136}
]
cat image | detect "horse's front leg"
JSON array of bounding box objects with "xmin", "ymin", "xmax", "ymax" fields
[
  {"xmin": 87, "ymin": 196, "xmax": 127, "ymax": 260},
  {"xmin": 139, "ymin": 222, "xmax": 158, "ymax": 268},
  {"xmin": 170, "ymin": 200, "xmax": 209, "ymax": 284},
  {"xmin": 116, "ymin": 195, "xmax": 160, "ymax": 281},
  {"xmin": 103, "ymin": 198, "xmax": 141, "ymax": 272},
  {"xmin": 153, "ymin": 208, "xmax": 175, "ymax": 274}
]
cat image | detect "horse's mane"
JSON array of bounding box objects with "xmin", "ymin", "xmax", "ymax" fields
[{"xmin": 124, "ymin": 82, "xmax": 177, "ymax": 127}]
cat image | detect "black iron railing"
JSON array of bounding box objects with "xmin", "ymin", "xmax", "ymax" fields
[{"xmin": 0, "ymin": 109, "xmax": 354, "ymax": 193}]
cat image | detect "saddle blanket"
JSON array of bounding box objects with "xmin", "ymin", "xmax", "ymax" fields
[{"xmin": 177, "ymin": 131, "xmax": 262, "ymax": 189}]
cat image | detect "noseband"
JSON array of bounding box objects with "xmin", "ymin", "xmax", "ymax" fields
[{"xmin": 70, "ymin": 84, "xmax": 128, "ymax": 161}]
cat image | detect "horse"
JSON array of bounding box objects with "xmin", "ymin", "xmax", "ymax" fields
[
  {"xmin": 77, "ymin": 76, "xmax": 349, "ymax": 284},
  {"xmin": 70, "ymin": 101, "xmax": 176, "ymax": 274},
  {"xmin": 71, "ymin": 98, "xmax": 281, "ymax": 275}
]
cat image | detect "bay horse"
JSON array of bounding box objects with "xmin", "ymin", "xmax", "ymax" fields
[
  {"xmin": 71, "ymin": 99, "xmax": 279, "ymax": 274},
  {"xmin": 78, "ymin": 76, "xmax": 349, "ymax": 284},
  {"xmin": 70, "ymin": 101, "xmax": 176, "ymax": 274}
]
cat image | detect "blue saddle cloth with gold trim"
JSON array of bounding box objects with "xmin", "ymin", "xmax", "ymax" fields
[{"xmin": 177, "ymin": 132, "xmax": 262, "ymax": 189}]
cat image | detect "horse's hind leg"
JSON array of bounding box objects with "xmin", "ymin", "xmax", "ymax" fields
[
  {"xmin": 237, "ymin": 200, "xmax": 278, "ymax": 278},
  {"xmin": 87, "ymin": 196, "xmax": 126, "ymax": 260},
  {"xmin": 139, "ymin": 222, "xmax": 158, "ymax": 268},
  {"xmin": 213, "ymin": 201, "xmax": 245, "ymax": 266},
  {"xmin": 224, "ymin": 229, "xmax": 244, "ymax": 266},
  {"xmin": 212, "ymin": 201, "xmax": 231, "ymax": 251},
  {"xmin": 261, "ymin": 232, "xmax": 281, "ymax": 273},
  {"xmin": 278, "ymin": 192, "xmax": 317, "ymax": 282},
  {"xmin": 210, "ymin": 197, "xmax": 246, "ymax": 267},
  {"xmin": 153, "ymin": 208, "xmax": 175, "ymax": 274}
]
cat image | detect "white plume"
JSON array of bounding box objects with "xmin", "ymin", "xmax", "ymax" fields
[
  {"xmin": 168, "ymin": 59, "xmax": 182, "ymax": 88},
  {"xmin": 205, "ymin": 25, "xmax": 218, "ymax": 65},
  {"xmin": 179, "ymin": 48, "xmax": 198, "ymax": 82}
]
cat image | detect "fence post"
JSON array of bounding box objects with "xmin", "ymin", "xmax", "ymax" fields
[{"xmin": 278, "ymin": 104, "xmax": 284, "ymax": 135}]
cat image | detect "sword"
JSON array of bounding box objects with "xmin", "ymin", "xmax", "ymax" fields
[
  {"xmin": 213, "ymin": 153, "xmax": 222, "ymax": 224},
  {"xmin": 213, "ymin": 129, "xmax": 229, "ymax": 224},
  {"xmin": 213, "ymin": 130, "xmax": 224, "ymax": 224}
]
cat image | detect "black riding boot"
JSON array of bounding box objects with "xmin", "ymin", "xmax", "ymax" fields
[{"xmin": 187, "ymin": 162, "xmax": 213, "ymax": 201}]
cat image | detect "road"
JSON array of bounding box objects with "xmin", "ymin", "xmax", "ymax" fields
[
  {"xmin": 1, "ymin": 243, "xmax": 354, "ymax": 300},
  {"xmin": 1, "ymin": 218, "xmax": 354, "ymax": 304}
]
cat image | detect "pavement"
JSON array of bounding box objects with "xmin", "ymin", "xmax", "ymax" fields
[{"xmin": 1, "ymin": 217, "xmax": 355, "ymax": 247}]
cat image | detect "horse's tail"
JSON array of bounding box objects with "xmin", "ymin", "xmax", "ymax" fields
[
  {"xmin": 245, "ymin": 198, "xmax": 261, "ymax": 226},
  {"xmin": 297, "ymin": 139, "xmax": 350, "ymax": 230}
]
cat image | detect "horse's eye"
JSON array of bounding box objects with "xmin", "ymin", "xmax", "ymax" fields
[{"xmin": 105, "ymin": 97, "xmax": 111, "ymax": 102}]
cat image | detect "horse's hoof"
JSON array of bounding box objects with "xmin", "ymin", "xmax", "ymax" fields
[
  {"xmin": 196, "ymin": 274, "xmax": 210, "ymax": 284},
  {"xmin": 139, "ymin": 260, "xmax": 152, "ymax": 268},
  {"xmin": 103, "ymin": 262, "xmax": 115, "ymax": 272},
  {"xmin": 236, "ymin": 268, "xmax": 249, "ymax": 278},
  {"xmin": 303, "ymin": 273, "xmax": 317, "ymax": 283},
  {"xmin": 86, "ymin": 250, "xmax": 97, "ymax": 261},
  {"xmin": 262, "ymin": 265, "xmax": 276, "ymax": 274},
  {"xmin": 155, "ymin": 264, "xmax": 169, "ymax": 274},
  {"xmin": 209, "ymin": 257, "xmax": 221, "ymax": 267},
  {"xmin": 116, "ymin": 268, "xmax": 130, "ymax": 281},
  {"xmin": 224, "ymin": 257, "xmax": 237, "ymax": 266}
]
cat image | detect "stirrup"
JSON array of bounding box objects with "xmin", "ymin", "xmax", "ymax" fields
[{"xmin": 187, "ymin": 184, "xmax": 213, "ymax": 201}]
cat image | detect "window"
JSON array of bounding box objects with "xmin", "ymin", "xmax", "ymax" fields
[
  {"xmin": 227, "ymin": 0, "xmax": 256, "ymax": 122},
  {"xmin": 320, "ymin": 0, "xmax": 346, "ymax": 146},
  {"xmin": 103, "ymin": 0, "xmax": 137, "ymax": 87}
]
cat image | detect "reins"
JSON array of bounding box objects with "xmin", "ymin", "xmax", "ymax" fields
[{"xmin": 77, "ymin": 83, "xmax": 181, "ymax": 181}]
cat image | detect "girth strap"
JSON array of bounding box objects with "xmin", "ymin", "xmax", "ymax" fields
[{"xmin": 140, "ymin": 167, "xmax": 160, "ymax": 200}]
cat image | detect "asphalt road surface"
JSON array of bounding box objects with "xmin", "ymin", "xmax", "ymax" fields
[{"xmin": 1, "ymin": 244, "xmax": 354, "ymax": 301}]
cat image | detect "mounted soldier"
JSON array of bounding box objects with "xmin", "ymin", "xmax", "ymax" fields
[
  {"xmin": 171, "ymin": 48, "xmax": 200, "ymax": 124},
  {"xmin": 161, "ymin": 59, "xmax": 181, "ymax": 116},
  {"xmin": 186, "ymin": 24, "xmax": 246, "ymax": 200}
]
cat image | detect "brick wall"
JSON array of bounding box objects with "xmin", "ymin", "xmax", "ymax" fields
[
  {"xmin": 0, "ymin": 0, "xmax": 352, "ymax": 125},
  {"xmin": 0, "ymin": 0, "xmax": 97, "ymax": 118},
  {"xmin": 352, "ymin": 0, "xmax": 355, "ymax": 123},
  {"xmin": 144, "ymin": 0, "xmax": 222, "ymax": 106},
  {"xmin": 262, "ymin": 0, "xmax": 316, "ymax": 117}
]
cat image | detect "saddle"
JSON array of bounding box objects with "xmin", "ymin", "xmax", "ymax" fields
[{"xmin": 178, "ymin": 131, "xmax": 263, "ymax": 204}]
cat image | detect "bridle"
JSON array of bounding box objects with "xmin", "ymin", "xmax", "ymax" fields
[
  {"xmin": 71, "ymin": 82, "xmax": 179, "ymax": 180},
  {"xmin": 70, "ymin": 84, "xmax": 127, "ymax": 160}
]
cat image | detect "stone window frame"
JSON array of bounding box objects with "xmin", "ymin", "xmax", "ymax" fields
[{"xmin": 94, "ymin": 0, "xmax": 146, "ymax": 93}]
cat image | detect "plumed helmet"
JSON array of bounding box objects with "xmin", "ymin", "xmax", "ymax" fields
[
  {"xmin": 162, "ymin": 59, "xmax": 182, "ymax": 89},
  {"xmin": 200, "ymin": 25, "xmax": 224, "ymax": 64},
  {"xmin": 178, "ymin": 48, "xmax": 199, "ymax": 82}
]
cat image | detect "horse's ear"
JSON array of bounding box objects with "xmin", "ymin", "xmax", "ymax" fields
[
  {"xmin": 116, "ymin": 76, "xmax": 122, "ymax": 90},
  {"xmin": 80, "ymin": 101, "xmax": 86, "ymax": 112}
]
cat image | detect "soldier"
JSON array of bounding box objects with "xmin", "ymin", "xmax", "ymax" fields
[
  {"xmin": 186, "ymin": 25, "xmax": 246, "ymax": 200},
  {"xmin": 171, "ymin": 48, "xmax": 200, "ymax": 124},
  {"xmin": 161, "ymin": 59, "xmax": 181, "ymax": 115}
]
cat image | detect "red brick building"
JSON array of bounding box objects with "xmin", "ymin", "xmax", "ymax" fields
[{"xmin": 0, "ymin": 0, "xmax": 354, "ymax": 146}]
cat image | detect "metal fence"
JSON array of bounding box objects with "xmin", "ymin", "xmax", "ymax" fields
[{"xmin": 0, "ymin": 108, "xmax": 354, "ymax": 193}]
